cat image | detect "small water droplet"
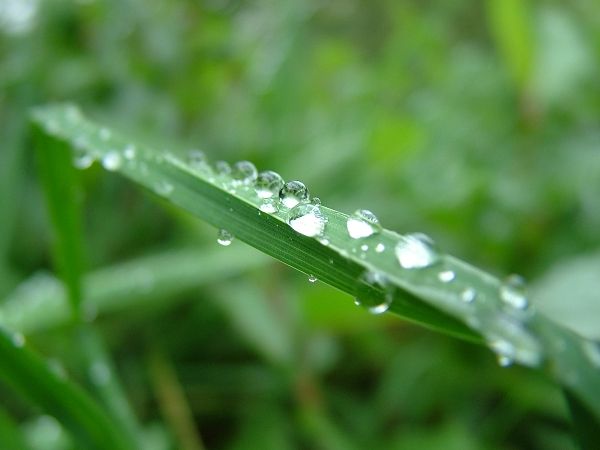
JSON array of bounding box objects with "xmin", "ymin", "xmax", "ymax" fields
[
  {"xmin": 188, "ymin": 149, "xmax": 206, "ymax": 165},
  {"xmin": 287, "ymin": 204, "xmax": 327, "ymax": 237},
  {"xmin": 395, "ymin": 233, "xmax": 439, "ymax": 269},
  {"xmin": 123, "ymin": 144, "xmax": 136, "ymax": 160},
  {"xmin": 460, "ymin": 287, "xmax": 476, "ymax": 303},
  {"xmin": 231, "ymin": 161, "xmax": 258, "ymax": 186},
  {"xmin": 73, "ymin": 153, "xmax": 94, "ymax": 170},
  {"xmin": 360, "ymin": 244, "xmax": 369, "ymax": 252},
  {"xmin": 101, "ymin": 151, "xmax": 122, "ymax": 171},
  {"xmin": 490, "ymin": 340, "xmax": 515, "ymax": 367},
  {"xmin": 438, "ymin": 270, "xmax": 455, "ymax": 283},
  {"xmin": 356, "ymin": 271, "xmax": 393, "ymax": 314},
  {"xmin": 308, "ymin": 274, "xmax": 318, "ymax": 283},
  {"xmin": 375, "ymin": 243, "xmax": 385, "ymax": 253},
  {"xmin": 499, "ymin": 275, "xmax": 528, "ymax": 310},
  {"xmin": 154, "ymin": 180, "xmax": 174, "ymax": 196},
  {"xmin": 259, "ymin": 199, "xmax": 278, "ymax": 213},
  {"xmin": 89, "ymin": 361, "xmax": 111, "ymax": 386},
  {"xmin": 311, "ymin": 197, "xmax": 321, "ymax": 205},
  {"xmin": 346, "ymin": 209, "xmax": 381, "ymax": 239},
  {"xmin": 99, "ymin": 127, "xmax": 111, "ymax": 141},
  {"xmin": 215, "ymin": 160, "xmax": 231, "ymax": 175},
  {"xmin": 279, "ymin": 180, "xmax": 309, "ymax": 208},
  {"xmin": 12, "ymin": 332, "xmax": 25, "ymax": 347},
  {"xmin": 217, "ymin": 229, "xmax": 233, "ymax": 246},
  {"xmin": 255, "ymin": 170, "xmax": 284, "ymax": 199},
  {"xmin": 318, "ymin": 237, "xmax": 330, "ymax": 246}
]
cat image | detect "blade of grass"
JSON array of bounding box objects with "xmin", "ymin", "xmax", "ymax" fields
[
  {"xmin": 0, "ymin": 407, "xmax": 32, "ymax": 450},
  {"xmin": 0, "ymin": 327, "xmax": 132, "ymax": 450},
  {"xmin": 30, "ymin": 104, "xmax": 600, "ymax": 423}
]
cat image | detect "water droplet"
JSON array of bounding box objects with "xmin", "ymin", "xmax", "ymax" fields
[
  {"xmin": 231, "ymin": 161, "xmax": 258, "ymax": 186},
  {"xmin": 311, "ymin": 197, "xmax": 321, "ymax": 205},
  {"xmin": 346, "ymin": 209, "xmax": 381, "ymax": 239},
  {"xmin": 99, "ymin": 127, "xmax": 111, "ymax": 141},
  {"xmin": 101, "ymin": 151, "xmax": 122, "ymax": 171},
  {"xmin": 12, "ymin": 332, "xmax": 25, "ymax": 347},
  {"xmin": 279, "ymin": 180, "xmax": 309, "ymax": 208},
  {"xmin": 154, "ymin": 180, "xmax": 174, "ymax": 196},
  {"xmin": 217, "ymin": 229, "xmax": 233, "ymax": 246},
  {"xmin": 356, "ymin": 271, "xmax": 393, "ymax": 314},
  {"xmin": 499, "ymin": 275, "xmax": 528, "ymax": 310},
  {"xmin": 215, "ymin": 160, "xmax": 231, "ymax": 175},
  {"xmin": 460, "ymin": 287, "xmax": 476, "ymax": 303},
  {"xmin": 438, "ymin": 270, "xmax": 455, "ymax": 283},
  {"xmin": 188, "ymin": 149, "xmax": 206, "ymax": 166},
  {"xmin": 308, "ymin": 274, "xmax": 318, "ymax": 283},
  {"xmin": 375, "ymin": 243, "xmax": 385, "ymax": 253},
  {"xmin": 255, "ymin": 170, "xmax": 284, "ymax": 199},
  {"xmin": 259, "ymin": 199, "xmax": 278, "ymax": 214},
  {"xmin": 123, "ymin": 144, "xmax": 136, "ymax": 160},
  {"xmin": 582, "ymin": 340, "xmax": 600, "ymax": 368},
  {"xmin": 73, "ymin": 153, "xmax": 94, "ymax": 170},
  {"xmin": 489, "ymin": 340, "xmax": 515, "ymax": 367},
  {"xmin": 318, "ymin": 237, "xmax": 330, "ymax": 246},
  {"xmin": 394, "ymin": 233, "xmax": 439, "ymax": 269},
  {"xmin": 288, "ymin": 204, "xmax": 327, "ymax": 237},
  {"xmin": 360, "ymin": 244, "xmax": 369, "ymax": 252},
  {"xmin": 89, "ymin": 361, "xmax": 111, "ymax": 385}
]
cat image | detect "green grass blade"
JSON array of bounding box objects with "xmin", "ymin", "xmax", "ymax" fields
[
  {"xmin": 29, "ymin": 104, "xmax": 600, "ymax": 422},
  {"xmin": 34, "ymin": 118, "xmax": 85, "ymax": 315},
  {"xmin": 0, "ymin": 327, "xmax": 133, "ymax": 450},
  {"xmin": 0, "ymin": 408, "xmax": 32, "ymax": 450}
]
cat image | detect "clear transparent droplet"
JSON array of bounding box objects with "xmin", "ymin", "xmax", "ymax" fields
[
  {"xmin": 395, "ymin": 233, "xmax": 439, "ymax": 269},
  {"xmin": 259, "ymin": 199, "xmax": 278, "ymax": 214},
  {"xmin": 279, "ymin": 180, "xmax": 309, "ymax": 208},
  {"xmin": 217, "ymin": 229, "xmax": 233, "ymax": 246},
  {"xmin": 360, "ymin": 244, "xmax": 369, "ymax": 252},
  {"xmin": 499, "ymin": 274, "xmax": 529, "ymax": 310},
  {"xmin": 356, "ymin": 271, "xmax": 393, "ymax": 315},
  {"xmin": 154, "ymin": 180, "xmax": 174, "ymax": 196},
  {"xmin": 460, "ymin": 287, "xmax": 476, "ymax": 303},
  {"xmin": 346, "ymin": 209, "xmax": 382, "ymax": 239},
  {"xmin": 287, "ymin": 204, "xmax": 327, "ymax": 237},
  {"xmin": 318, "ymin": 237, "xmax": 330, "ymax": 246},
  {"xmin": 490, "ymin": 339, "xmax": 515, "ymax": 367},
  {"xmin": 188, "ymin": 149, "xmax": 206, "ymax": 166},
  {"xmin": 438, "ymin": 270, "xmax": 455, "ymax": 283},
  {"xmin": 101, "ymin": 151, "xmax": 122, "ymax": 171},
  {"xmin": 255, "ymin": 170, "xmax": 284, "ymax": 199},
  {"xmin": 231, "ymin": 160, "xmax": 258, "ymax": 186},
  {"xmin": 123, "ymin": 144, "xmax": 136, "ymax": 160},
  {"xmin": 311, "ymin": 197, "xmax": 321, "ymax": 205},
  {"xmin": 375, "ymin": 243, "xmax": 385, "ymax": 253},
  {"xmin": 73, "ymin": 153, "xmax": 94, "ymax": 170},
  {"xmin": 215, "ymin": 160, "xmax": 231, "ymax": 175},
  {"xmin": 308, "ymin": 274, "xmax": 318, "ymax": 283}
]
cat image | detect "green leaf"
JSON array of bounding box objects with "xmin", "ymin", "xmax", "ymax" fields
[
  {"xmin": 0, "ymin": 327, "xmax": 133, "ymax": 450},
  {"xmin": 29, "ymin": 104, "xmax": 600, "ymax": 423}
]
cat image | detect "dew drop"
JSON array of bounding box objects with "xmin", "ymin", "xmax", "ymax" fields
[
  {"xmin": 499, "ymin": 274, "xmax": 528, "ymax": 310},
  {"xmin": 308, "ymin": 274, "xmax": 318, "ymax": 283},
  {"xmin": 360, "ymin": 244, "xmax": 369, "ymax": 252},
  {"xmin": 259, "ymin": 199, "xmax": 278, "ymax": 214},
  {"xmin": 356, "ymin": 271, "xmax": 393, "ymax": 314},
  {"xmin": 346, "ymin": 209, "xmax": 381, "ymax": 239},
  {"xmin": 395, "ymin": 233, "xmax": 439, "ymax": 269},
  {"xmin": 217, "ymin": 229, "xmax": 233, "ymax": 246},
  {"xmin": 318, "ymin": 237, "xmax": 330, "ymax": 246},
  {"xmin": 255, "ymin": 170, "xmax": 284, "ymax": 199},
  {"xmin": 215, "ymin": 160, "xmax": 231, "ymax": 175},
  {"xmin": 123, "ymin": 144, "xmax": 136, "ymax": 160},
  {"xmin": 12, "ymin": 332, "xmax": 25, "ymax": 347},
  {"xmin": 438, "ymin": 270, "xmax": 455, "ymax": 283},
  {"xmin": 279, "ymin": 180, "xmax": 309, "ymax": 208},
  {"xmin": 101, "ymin": 151, "xmax": 122, "ymax": 171},
  {"xmin": 154, "ymin": 180, "xmax": 174, "ymax": 196},
  {"xmin": 460, "ymin": 287, "xmax": 476, "ymax": 303},
  {"xmin": 288, "ymin": 204, "xmax": 327, "ymax": 237},
  {"xmin": 232, "ymin": 161, "xmax": 258, "ymax": 186},
  {"xmin": 490, "ymin": 340, "xmax": 515, "ymax": 367},
  {"xmin": 188, "ymin": 149, "xmax": 206, "ymax": 166},
  {"xmin": 73, "ymin": 153, "xmax": 94, "ymax": 170},
  {"xmin": 311, "ymin": 197, "xmax": 321, "ymax": 205},
  {"xmin": 375, "ymin": 243, "xmax": 385, "ymax": 253}
]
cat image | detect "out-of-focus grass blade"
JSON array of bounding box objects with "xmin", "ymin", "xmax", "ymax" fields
[
  {"xmin": 0, "ymin": 407, "xmax": 31, "ymax": 450},
  {"xmin": 0, "ymin": 247, "xmax": 269, "ymax": 334},
  {"xmin": 0, "ymin": 328, "xmax": 133, "ymax": 450},
  {"xmin": 34, "ymin": 119, "xmax": 84, "ymax": 315},
  {"xmin": 29, "ymin": 104, "xmax": 600, "ymax": 423}
]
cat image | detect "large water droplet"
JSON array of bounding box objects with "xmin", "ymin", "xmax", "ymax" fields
[
  {"xmin": 217, "ymin": 229, "xmax": 233, "ymax": 246},
  {"xmin": 346, "ymin": 209, "xmax": 381, "ymax": 239},
  {"xmin": 279, "ymin": 181, "xmax": 309, "ymax": 208},
  {"xmin": 394, "ymin": 233, "xmax": 439, "ymax": 269},
  {"xmin": 356, "ymin": 271, "xmax": 393, "ymax": 314},
  {"xmin": 255, "ymin": 170, "xmax": 284, "ymax": 199},
  {"xmin": 375, "ymin": 243, "xmax": 385, "ymax": 253},
  {"xmin": 288, "ymin": 204, "xmax": 327, "ymax": 237},
  {"xmin": 231, "ymin": 161, "xmax": 258, "ymax": 186},
  {"xmin": 101, "ymin": 151, "xmax": 122, "ymax": 171},
  {"xmin": 499, "ymin": 275, "xmax": 529, "ymax": 310}
]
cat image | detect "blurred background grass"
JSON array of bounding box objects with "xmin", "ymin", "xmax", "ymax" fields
[{"xmin": 1, "ymin": 0, "xmax": 599, "ymax": 449}]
